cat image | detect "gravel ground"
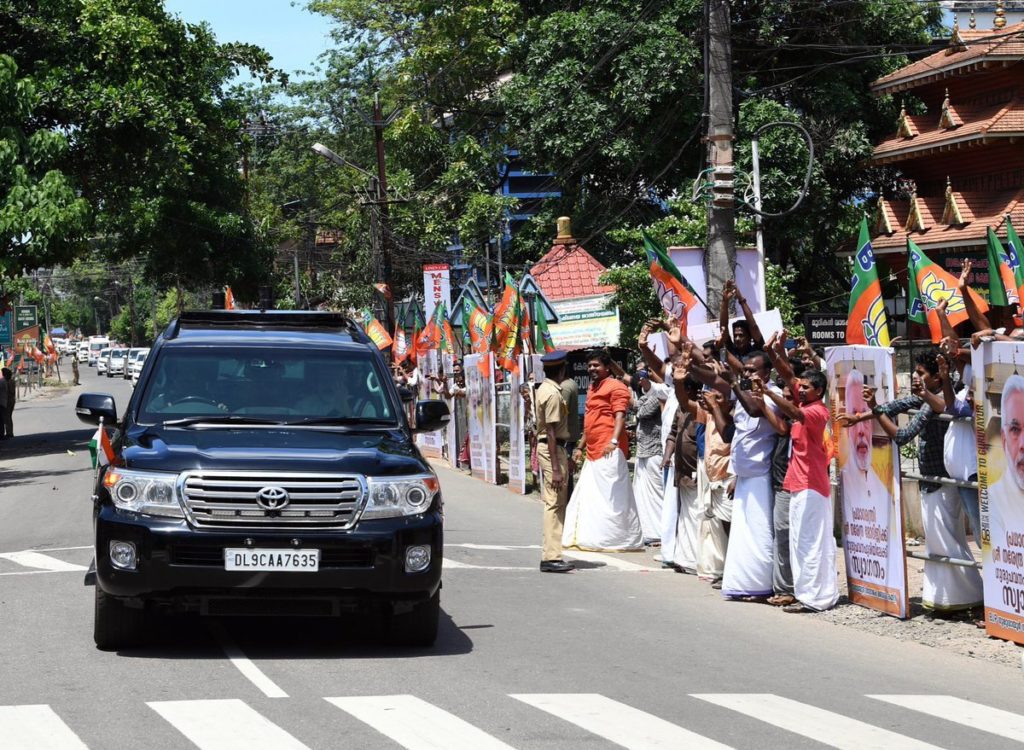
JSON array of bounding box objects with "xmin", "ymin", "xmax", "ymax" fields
[{"xmin": 805, "ymin": 541, "xmax": 1023, "ymax": 668}]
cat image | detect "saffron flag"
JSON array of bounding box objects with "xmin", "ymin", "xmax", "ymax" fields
[
  {"xmin": 393, "ymin": 324, "xmax": 409, "ymax": 364},
  {"xmin": 43, "ymin": 333, "xmax": 56, "ymax": 354},
  {"xmin": 846, "ymin": 217, "xmax": 891, "ymax": 347},
  {"xmin": 360, "ymin": 309, "xmax": 393, "ymax": 350},
  {"xmin": 907, "ymin": 238, "xmax": 988, "ymax": 343},
  {"xmin": 374, "ymin": 283, "xmax": 393, "ymax": 301},
  {"xmin": 986, "ymin": 226, "xmax": 1024, "ymax": 308},
  {"xmin": 534, "ymin": 297, "xmax": 555, "ymax": 353},
  {"xmin": 462, "ymin": 296, "xmax": 475, "ymax": 349},
  {"xmin": 490, "ymin": 273, "xmax": 522, "ymax": 374},
  {"xmin": 643, "ymin": 231, "xmax": 698, "ymax": 333},
  {"xmin": 520, "ymin": 291, "xmax": 533, "ymax": 353},
  {"xmin": 434, "ymin": 302, "xmax": 456, "ymax": 354},
  {"xmin": 88, "ymin": 426, "xmax": 114, "ymax": 469},
  {"xmin": 224, "ymin": 286, "xmax": 236, "ymax": 310},
  {"xmin": 468, "ymin": 306, "xmax": 492, "ymax": 353}
]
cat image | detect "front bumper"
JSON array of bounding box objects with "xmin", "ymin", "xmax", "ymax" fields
[{"xmin": 94, "ymin": 504, "xmax": 443, "ymax": 614}]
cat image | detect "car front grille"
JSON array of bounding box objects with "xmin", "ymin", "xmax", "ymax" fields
[{"xmin": 180, "ymin": 472, "xmax": 366, "ymax": 529}]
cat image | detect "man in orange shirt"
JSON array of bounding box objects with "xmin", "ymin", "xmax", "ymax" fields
[{"xmin": 563, "ymin": 351, "xmax": 643, "ymax": 551}]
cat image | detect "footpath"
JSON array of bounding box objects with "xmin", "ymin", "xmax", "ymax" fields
[{"xmin": 440, "ymin": 460, "xmax": 1023, "ymax": 669}]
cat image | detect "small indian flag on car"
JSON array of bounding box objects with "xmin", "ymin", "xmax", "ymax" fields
[{"xmin": 89, "ymin": 426, "xmax": 114, "ymax": 469}]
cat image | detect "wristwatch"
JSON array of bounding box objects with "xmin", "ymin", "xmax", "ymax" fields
[
  {"xmin": 871, "ymin": 404, "xmax": 884, "ymax": 416},
  {"xmin": 610, "ymin": 438, "xmax": 619, "ymax": 446}
]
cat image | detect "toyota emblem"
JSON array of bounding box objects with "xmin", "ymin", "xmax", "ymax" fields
[{"xmin": 255, "ymin": 486, "xmax": 290, "ymax": 510}]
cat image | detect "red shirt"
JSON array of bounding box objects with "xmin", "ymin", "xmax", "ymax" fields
[
  {"xmin": 584, "ymin": 377, "xmax": 631, "ymax": 461},
  {"xmin": 783, "ymin": 399, "xmax": 830, "ymax": 497}
]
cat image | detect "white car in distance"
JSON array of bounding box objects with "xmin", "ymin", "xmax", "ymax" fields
[{"xmin": 130, "ymin": 348, "xmax": 150, "ymax": 385}]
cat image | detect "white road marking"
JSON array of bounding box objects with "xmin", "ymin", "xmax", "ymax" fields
[
  {"xmin": 445, "ymin": 544, "xmax": 541, "ymax": 550},
  {"xmin": 0, "ymin": 570, "xmax": 60, "ymax": 577},
  {"xmin": 443, "ymin": 559, "xmax": 533, "ymax": 571},
  {"xmin": 32, "ymin": 546, "xmax": 92, "ymax": 552},
  {"xmin": 562, "ymin": 550, "xmax": 659, "ymax": 571},
  {"xmin": 512, "ymin": 693, "xmax": 733, "ymax": 749},
  {"xmin": 869, "ymin": 695, "xmax": 1024, "ymax": 742},
  {"xmin": 148, "ymin": 699, "xmax": 309, "ymax": 750},
  {"xmin": 0, "ymin": 551, "xmax": 87, "ymax": 572},
  {"xmin": 0, "ymin": 705, "xmax": 89, "ymax": 749},
  {"xmin": 326, "ymin": 695, "xmax": 515, "ymax": 749},
  {"xmin": 209, "ymin": 624, "xmax": 288, "ymax": 698},
  {"xmin": 692, "ymin": 694, "xmax": 942, "ymax": 749}
]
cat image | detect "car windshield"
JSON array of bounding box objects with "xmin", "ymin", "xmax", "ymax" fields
[{"xmin": 136, "ymin": 347, "xmax": 398, "ymax": 426}]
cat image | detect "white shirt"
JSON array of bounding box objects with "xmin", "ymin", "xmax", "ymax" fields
[{"xmin": 731, "ymin": 386, "xmax": 780, "ymax": 478}]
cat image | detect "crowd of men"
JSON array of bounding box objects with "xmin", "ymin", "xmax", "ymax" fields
[{"xmin": 392, "ymin": 276, "xmax": 993, "ymax": 617}]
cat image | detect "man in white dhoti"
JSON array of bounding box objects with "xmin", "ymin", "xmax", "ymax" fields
[
  {"xmin": 762, "ymin": 365, "xmax": 838, "ymax": 612},
  {"xmin": 630, "ymin": 370, "xmax": 666, "ymax": 544},
  {"xmin": 707, "ymin": 351, "xmax": 779, "ymax": 599},
  {"xmin": 564, "ymin": 351, "xmax": 643, "ymax": 551}
]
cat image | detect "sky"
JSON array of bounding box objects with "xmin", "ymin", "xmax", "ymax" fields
[{"xmin": 163, "ymin": 0, "xmax": 334, "ymax": 82}]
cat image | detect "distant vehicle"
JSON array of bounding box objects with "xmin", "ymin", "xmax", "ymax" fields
[
  {"xmin": 130, "ymin": 348, "xmax": 150, "ymax": 385},
  {"xmin": 107, "ymin": 349, "xmax": 128, "ymax": 378},
  {"xmin": 88, "ymin": 336, "xmax": 110, "ymax": 366},
  {"xmin": 96, "ymin": 348, "xmax": 111, "ymax": 375},
  {"xmin": 77, "ymin": 342, "xmax": 90, "ymax": 361},
  {"xmin": 122, "ymin": 349, "xmax": 141, "ymax": 379}
]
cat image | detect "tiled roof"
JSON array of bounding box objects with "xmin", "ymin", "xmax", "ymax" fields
[
  {"xmin": 872, "ymin": 22, "xmax": 1024, "ymax": 93},
  {"xmin": 873, "ymin": 95, "xmax": 1024, "ymax": 162},
  {"xmin": 531, "ymin": 244, "xmax": 617, "ymax": 301},
  {"xmin": 869, "ymin": 188, "xmax": 1024, "ymax": 252}
]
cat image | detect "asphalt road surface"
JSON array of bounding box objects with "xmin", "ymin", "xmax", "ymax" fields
[{"xmin": 1, "ymin": 365, "xmax": 1022, "ymax": 749}]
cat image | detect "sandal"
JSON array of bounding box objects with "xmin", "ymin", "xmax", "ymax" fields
[
  {"xmin": 767, "ymin": 594, "xmax": 797, "ymax": 607},
  {"xmin": 782, "ymin": 603, "xmax": 810, "ymax": 614}
]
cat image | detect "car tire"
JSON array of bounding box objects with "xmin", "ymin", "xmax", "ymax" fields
[
  {"xmin": 386, "ymin": 591, "xmax": 439, "ymax": 647},
  {"xmin": 94, "ymin": 587, "xmax": 147, "ymax": 651}
]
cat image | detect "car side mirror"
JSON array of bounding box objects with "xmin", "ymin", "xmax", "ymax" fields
[
  {"xmin": 398, "ymin": 385, "xmax": 416, "ymax": 404},
  {"xmin": 75, "ymin": 393, "xmax": 117, "ymax": 426},
  {"xmin": 413, "ymin": 400, "xmax": 450, "ymax": 434}
]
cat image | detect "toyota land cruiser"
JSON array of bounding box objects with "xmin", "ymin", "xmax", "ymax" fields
[{"xmin": 75, "ymin": 310, "xmax": 449, "ymax": 650}]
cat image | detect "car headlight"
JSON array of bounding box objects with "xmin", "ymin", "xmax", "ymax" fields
[
  {"xmin": 362, "ymin": 475, "xmax": 440, "ymax": 519},
  {"xmin": 102, "ymin": 469, "xmax": 183, "ymax": 517}
]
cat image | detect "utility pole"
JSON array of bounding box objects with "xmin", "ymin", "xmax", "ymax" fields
[
  {"xmin": 128, "ymin": 275, "xmax": 136, "ymax": 347},
  {"xmin": 705, "ymin": 0, "xmax": 736, "ymax": 319},
  {"xmin": 372, "ymin": 91, "xmax": 395, "ymax": 333}
]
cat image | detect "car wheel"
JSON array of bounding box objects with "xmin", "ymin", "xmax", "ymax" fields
[
  {"xmin": 94, "ymin": 587, "xmax": 148, "ymax": 651},
  {"xmin": 386, "ymin": 591, "xmax": 439, "ymax": 647}
]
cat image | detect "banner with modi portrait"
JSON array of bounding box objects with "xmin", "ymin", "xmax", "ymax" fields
[
  {"xmin": 826, "ymin": 345, "xmax": 909, "ymax": 619},
  {"xmin": 972, "ymin": 341, "xmax": 1024, "ymax": 644}
]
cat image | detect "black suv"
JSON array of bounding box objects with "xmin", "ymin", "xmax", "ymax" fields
[{"xmin": 75, "ymin": 311, "xmax": 449, "ymax": 650}]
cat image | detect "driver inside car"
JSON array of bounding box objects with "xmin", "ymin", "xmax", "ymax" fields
[
  {"xmin": 295, "ymin": 367, "xmax": 352, "ymax": 418},
  {"xmin": 147, "ymin": 359, "xmax": 228, "ymax": 413}
]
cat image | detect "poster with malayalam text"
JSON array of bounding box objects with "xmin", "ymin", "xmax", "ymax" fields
[
  {"xmin": 464, "ymin": 353, "xmax": 497, "ymax": 484},
  {"xmin": 973, "ymin": 342, "xmax": 1024, "ymax": 643},
  {"xmin": 826, "ymin": 345, "xmax": 910, "ymax": 619},
  {"xmin": 414, "ymin": 349, "xmax": 445, "ymax": 459},
  {"xmin": 506, "ymin": 354, "xmax": 544, "ymax": 495}
]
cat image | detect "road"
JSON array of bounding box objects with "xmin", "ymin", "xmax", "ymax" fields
[{"xmin": 0, "ymin": 365, "xmax": 1022, "ymax": 749}]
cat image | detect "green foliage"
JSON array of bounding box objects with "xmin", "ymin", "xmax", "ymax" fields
[
  {"xmin": 1, "ymin": 0, "xmax": 280, "ymax": 290},
  {"xmin": 0, "ymin": 54, "xmax": 89, "ymax": 276},
  {"xmin": 764, "ymin": 259, "xmax": 803, "ymax": 337}
]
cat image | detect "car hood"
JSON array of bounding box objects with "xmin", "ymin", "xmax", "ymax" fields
[{"xmin": 119, "ymin": 425, "xmax": 429, "ymax": 476}]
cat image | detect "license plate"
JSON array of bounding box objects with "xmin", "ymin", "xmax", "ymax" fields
[{"xmin": 224, "ymin": 548, "xmax": 320, "ymax": 572}]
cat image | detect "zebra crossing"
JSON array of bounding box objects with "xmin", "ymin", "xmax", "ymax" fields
[{"xmin": 2, "ymin": 692, "xmax": 1020, "ymax": 749}]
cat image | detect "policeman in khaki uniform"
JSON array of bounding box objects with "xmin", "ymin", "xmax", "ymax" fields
[{"xmin": 535, "ymin": 350, "xmax": 574, "ymax": 573}]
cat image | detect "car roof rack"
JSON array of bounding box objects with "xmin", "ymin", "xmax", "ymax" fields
[{"xmin": 164, "ymin": 310, "xmax": 370, "ymax": 344}]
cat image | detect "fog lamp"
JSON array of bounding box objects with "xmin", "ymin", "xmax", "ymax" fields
[
  {"xmin": 405, "ymin": 545, "xmax": 431, "ymax": 573},
  {"xmin": 109, "ymin": 541, "xmax": 137, "ymax": 571}
]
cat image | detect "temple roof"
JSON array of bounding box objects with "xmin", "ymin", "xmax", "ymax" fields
[
  {"xmin": 873, "ymin": 93, "xmax": 1024, "ymax": 163},
  {"xmin": 868, "ymin": 187, "xmax": 1024, "ymax": 253},
  {"xmin": 531, "ymin": 244, "xmax": 617, "ymax": 301},
  {"xmin": 872, "ymin": 22, "xmax": 1024, "ymax": 94}
]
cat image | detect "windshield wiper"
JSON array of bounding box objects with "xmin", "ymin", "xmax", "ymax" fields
[
  {"xmin": 162, "ymin": 416, "xmax": 287, "ymax": 428},
  {"xmin": 283, "ymin": 417, "xmax": 396, "ymax": 427}
]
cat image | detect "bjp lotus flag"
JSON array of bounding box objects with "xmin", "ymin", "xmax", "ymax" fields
[
  {"xmin": 43, "ymin": 333, "xmax": 56, "ymax": 355},
  {"xmin": 643, "ymin": 231, "xmax": 698, "ymax": 335},
  {"xmin": 846, "ymin": 218, "xmax": 891, "ymax": 347},
  {"xmin": 224, "ymin": 286, "xmax": 236, "ymax": 310},
  {"xmin": 434, "ymin": 302, "xmax": 456, "ymax": 354},
  {"xmin": 907, "ymin": 238, "xmax": 988, "ymax": 343},
  {"xmin": 987, "ymin": 226, "xmax": 1024, "ymax": 309},
  {"xmin": 490, "ymin": 273, "xmax": 522, "ymax": 374},
  {"xmin": 360, "ymin": 309, "xmax": 393, "ymax": 350},
  {"xmin": 393, "ymin": 324, "xmax": 409, "ymax": 364}
]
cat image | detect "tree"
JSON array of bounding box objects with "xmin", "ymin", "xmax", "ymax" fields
[
  {"xmin": 0, "ymin": 54, "xmax": 89, "ymax": 277},
  {"xmin": 0, "ymin": 0, "xmax": 281, "ymax": 293}
]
